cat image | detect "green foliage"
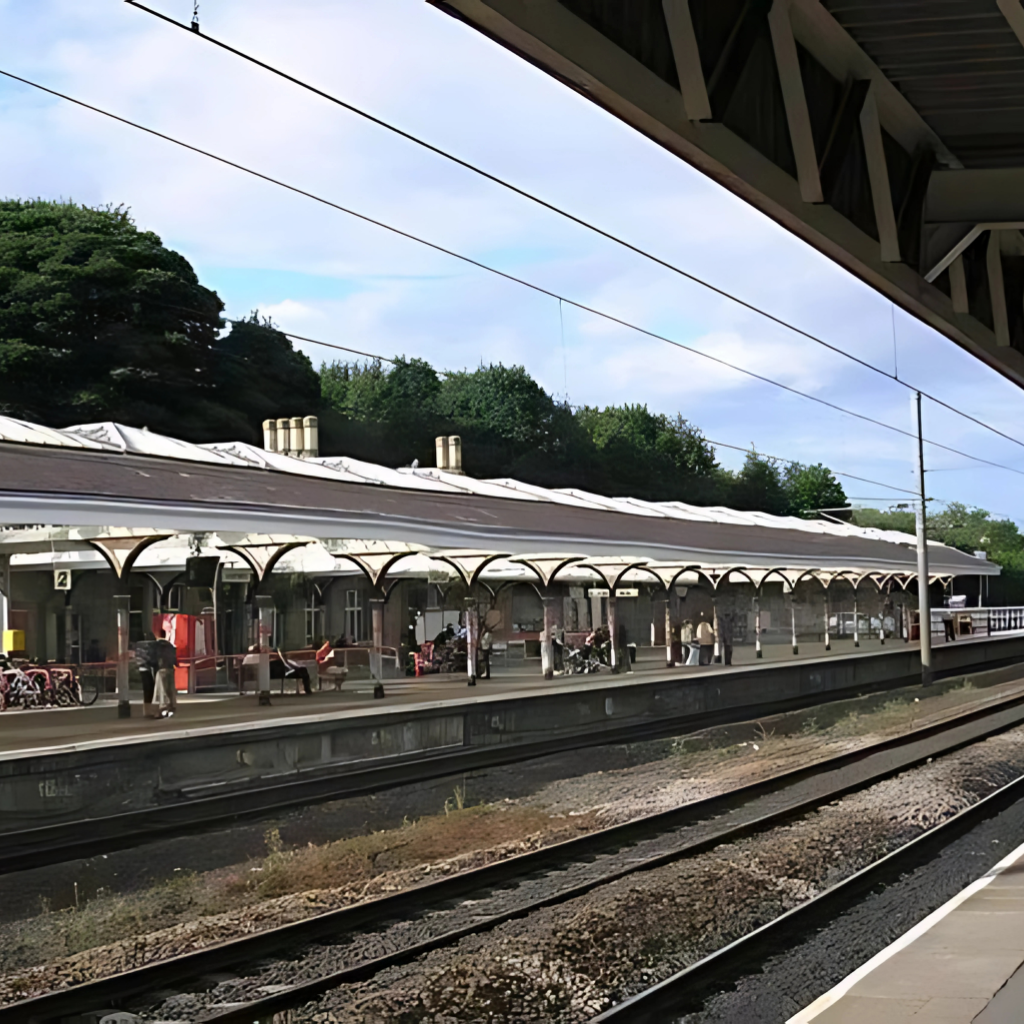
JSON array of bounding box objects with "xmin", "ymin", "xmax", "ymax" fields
[
  {"xmin": 212, "ymin": 313, "xmax": 320, "ymax": 439},
  {"xmin": 851, "ymin": 502, "xmax": 1024, "ymax": 602},
  {"xmin": 783, "ymin": 462, "xmax": 848, "ymax": 516},
  {"xmin": 0, "ymin": 200, "xmax": 319, "ymax": 442},
  {"xmin": 726, "ymin": 451, "xmax": 789, "ymax": 515}
]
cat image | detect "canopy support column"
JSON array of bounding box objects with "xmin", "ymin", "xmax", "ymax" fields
[
  {"xmin": 541, "ymin": 594, "xmax": 558, "ymax": 680},
  {"xmin": 665, "ymin": 595, "xmax": 674, "ymax": 668},
  {"xmin": 755, "ymin": 592, "xmax": 762, "ymax": 659},
  {"xmin": 465, "ymin": 597, "xmax": 478, "ymax": 688},
  {"xmin": 255, "ymin": 595, "xmax": 274, "ymax": 706},
  {"xmin": 370, "ymin": 596, "xmax": 385, "ymax": 699},
  {"xmin": 608, "ymin": 592, "xmax": 619, "ymax": 673},
  {"xmin": 115, "ymin": 593, "xmax": 131, "ymax": 718}
]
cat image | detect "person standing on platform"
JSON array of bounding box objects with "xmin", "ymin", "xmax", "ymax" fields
[
  {"xmin": 479, "ymin": 627, "xmax": 493, "ymax": 679},
  {"xmin": 134, "ymin": 636, "xmax": 160, "ymax": 718},
  {"xmin": 696, "ymin": 615, "xmax": 715, "ymax": 665},
  {"xmin": 153, "ymin": 629, "xmax": 178, "ymax": 718}
]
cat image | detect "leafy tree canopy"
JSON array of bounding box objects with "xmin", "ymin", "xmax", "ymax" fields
[{"xmin": 0, "ymin": 199, "xmax": 316, "ymax": 442}]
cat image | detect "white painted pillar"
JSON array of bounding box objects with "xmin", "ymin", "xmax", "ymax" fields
[
  {"xmin": 541, "ymin": 594, "xmax": 556, "ymax": 680},
  {"xmin": 665, "ymin": 596, "xmax": 674, "ymax": 667},
  {"xmin": 115, "ymin": 594, "xmax": 131, "ymax": 718},
  {"xmin": 465, "ymin": 598, "xmax": 478, "ymax": 688},
  {"xmin": 370, "ymin": 596, "xmax": 385, "ymax": 697},
  {"xmin": 256, "ymin": 595, "xmax": 274, "ymax": 705},
  {"xmin": 824, "ymin": 595, "xmax": 831, "ymax": 651},
  {"xmin": 853, "ymin": 595, "xmax": 860, "ymax": 648},
  {"xmin": 712, "ymin": 602, "xmax": 721, "ymax": 664},
  {"xmin": 754, "ymin": 593, "xmax": 762, "ymax": 659},
  {"xmin": 607, "ymin": 592, "xmax": 618, "ymax": 672},
  {"xmin": 791, "ymin": 604, "xmax": 799, "ymax": 656}
]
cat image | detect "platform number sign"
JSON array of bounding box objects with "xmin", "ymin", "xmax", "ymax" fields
[{"xmin": 54, "ymin": 568, "xmax": 72, "ymax": 591}]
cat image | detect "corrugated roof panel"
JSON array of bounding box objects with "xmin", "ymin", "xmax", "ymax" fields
[
  {"xmin": 65, "ymin": 422, "xmax": 244, "ymax": 465},
  {"xmin": 0, "ymin": 416, "xmax": 112, "ymax": 449}
]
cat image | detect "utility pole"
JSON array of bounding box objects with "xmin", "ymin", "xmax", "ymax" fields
[{"xmin": 913, "ymin": 392, "xmax": 932, "ymax": 685}]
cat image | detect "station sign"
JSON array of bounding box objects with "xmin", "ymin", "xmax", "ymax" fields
[
  {"xmin": 588, "ymin": 588, "xmax": 610, "ymax": 598},
  {"xmin": 53, "ymin": 568, "xmax": 72, "ymax": 591},
  {"xmin": 615, "ymin": 588, "xmax": 639, "ymax": 598}
]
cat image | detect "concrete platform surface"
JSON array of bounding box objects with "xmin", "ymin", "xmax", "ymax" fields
[
  {"xmin": 0, "ymin": 632, "xmax": 1016, "ymax": 760},
  {"xmin": 791, "ymin": 839, "xmax": 1024, "ymax": 1023}
]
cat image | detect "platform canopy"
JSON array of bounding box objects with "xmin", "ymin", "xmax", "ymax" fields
[
  {"xmin": 0, "ymin": 416, "xmax": 998, "ymax": 585},
  {"xmin": 429, "ymin": 0, "xmax": 1024, "ymax": 386}
]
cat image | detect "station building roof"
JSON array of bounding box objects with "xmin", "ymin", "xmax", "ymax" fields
[{"xmin": 0, "ymin": 415, "xmax": 999, "ymax": 588}]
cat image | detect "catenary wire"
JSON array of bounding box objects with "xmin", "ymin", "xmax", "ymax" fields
[
  {"xmin": 124, "ymin": 0, "xmax": 1024, "ymax": 458},
  {"xmin": 4, "ymin": 68, "xmax": 1024, "ymax": 484}
]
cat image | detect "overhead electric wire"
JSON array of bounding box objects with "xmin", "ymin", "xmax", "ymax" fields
[
  {"xmin": 6, "ymin": 67, "xmax": 1024, "ymax": 486},
  {"xmin": 283, "ymin": 332, "xmax": 396, "ymax": 365},
  {"xmin": 124, "ymin": 0, "xmax": 1024, "ymax": 460}
]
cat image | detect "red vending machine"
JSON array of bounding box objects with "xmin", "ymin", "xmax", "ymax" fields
[{"xmin": 152, "ymin": 612, "xmax": 216, "ymax": 692}]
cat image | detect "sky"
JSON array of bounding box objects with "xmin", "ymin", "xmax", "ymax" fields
[{"xmin": 3, "ymin": 0, "xmax": 1024, "ymax": 521}]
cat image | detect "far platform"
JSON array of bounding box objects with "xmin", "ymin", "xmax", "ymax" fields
[{"xmin": 0, "ymin": 632, "xmax": 1018, "ymax": 760}]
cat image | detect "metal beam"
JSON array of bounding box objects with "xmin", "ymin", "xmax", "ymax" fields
[
  {"xmin": 769, "ymin": 0, "xmax": 822, "ymax": 203},
  {"xmin": 998, "ymin": 0, "xmax": 1024, "ymax": 50},
  {"xmin": 949, "ymin": 255, "xmax": 969, "ymax": 315},
  {"xmin": 927, "ymin": 169, "xmax": 1024, "ymax": 225},
  {"xmin": 662, "ymin": 0, "xmax": 710, "ymax": 121},
  {"xmin": 859, "ymin": 83, "xmax": 900, "ymax": 263},
  {"xmin": 988, "ymin": 230, "xmax": 1011, "ymax": 348}
]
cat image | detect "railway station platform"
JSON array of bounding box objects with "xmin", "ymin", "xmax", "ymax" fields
[
  {"xmin": 792, "ymin": 839, "xmax": 1024, "ymax": 1023},
  {"xmin": 2, "ymin": 632, "xmax": 1015, "ymax": 758},
  {"xmin": 2, "ymin": 631, "xmax": 1024, "ymax": 855}
]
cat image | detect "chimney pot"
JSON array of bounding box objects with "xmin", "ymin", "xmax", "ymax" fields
[
  {"xmin": 448, "ymin": 435, "xmax": 463, "ymax": 474},
  {"xmin": 262, "ymin": 419, "xmax": 276, "ymax": 452},
  {"xmin": 289, "ymin": 417, "xmax": 304, "ymax": 457},
  {"xmin": 302, "ymin": 415, "xmax": 319, "ymax": 458},
  {"xmin": 276, "ymin": 418, "xmax": 290, "ymax": 454},
  {"xmin": 435, "ymin": 436, "xmax": 449, "ymax": 471}
]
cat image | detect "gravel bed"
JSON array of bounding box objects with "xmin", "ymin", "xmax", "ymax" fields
[
  {"xmin": 682, "ymin": 795, "xmax": 1024, "ymax": 1023},
  {"xmin": 1, "ymin": 673, "xmax": 1020, "ymax": 1011},
  {"xmin": 130, "ymin": 728, "xmax": 1024, "ymax": 1023}
]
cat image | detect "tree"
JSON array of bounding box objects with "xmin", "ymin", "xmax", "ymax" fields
[
  {"xmin": 0, "ymin": 199, "xmax": 227, "ymax": 435},
  {"xmin": 0, "ymin": 200, "xmax": 320, "ymax": 442},
  {"xmin": 784, "ymin": 462, "xmax": 848, "ymax": 516},
  {"xmin": 575, "ymin": 403, "xmax": 719, "ymax": 501},
  {"xmin": 439, "ymin": 363, "xmax": 554, "ymax": 450},
  {"xmin": 727, "ymin": 452, "xmax": 789, "ymax": 515},
  {"xmin": 211, "ymin": 313, "xmax": 320, "ymax": 441}
]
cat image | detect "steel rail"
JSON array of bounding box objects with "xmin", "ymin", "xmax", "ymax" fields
[
  {"xmin": 590, "ymin": 766, "xmax": 1024, "ymax": 1022},
  {"xmin": 1, "ymin": 656, "xmax": 982, "ymax": 875},
  {"xmin": 7, "ymin": 685, "xmax": 1024, "ymax": 1024}
]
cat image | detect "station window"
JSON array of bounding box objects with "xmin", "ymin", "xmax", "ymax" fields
[{"xmin": 345, "ymin": 589, "xmax": 365, "ymax": 642}]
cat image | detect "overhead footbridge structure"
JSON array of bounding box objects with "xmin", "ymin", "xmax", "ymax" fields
[{"xmin": 430, "ymin": 0, "xmax": 1024, "ymax": 384}]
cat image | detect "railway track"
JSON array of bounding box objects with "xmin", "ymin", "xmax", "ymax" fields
[
  {"xmin": 7, "ymin": 684, "xmax": 1024, "ymax": 1023},
  {"xmin": 590, "ymin": 769, "xmax": 1024, "ymax": 1023}
]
